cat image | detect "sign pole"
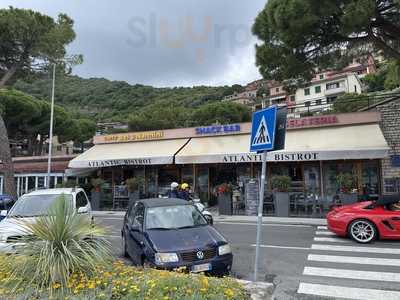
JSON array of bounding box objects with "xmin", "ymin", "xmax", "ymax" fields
[{"xmin": 254, "ymin": 150, "xmax": 267, "ymax": 281}]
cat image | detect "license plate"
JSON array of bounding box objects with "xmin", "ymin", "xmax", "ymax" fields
[{"xmin": 191, "ymin": 263, "xmax": 211, "ymax": 273}]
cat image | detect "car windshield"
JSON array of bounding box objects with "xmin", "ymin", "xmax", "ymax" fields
[
  {"xmin": 8, "ymin": 194, "xmax": 73, "ymax": 217},
  {"xmin": 145, "ymin": 205, "xmax": 207, "ymax": 230}
]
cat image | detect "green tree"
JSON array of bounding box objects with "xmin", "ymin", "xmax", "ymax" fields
[
  {"xmin": 331, "ymin": 93, "xmax": 370, "ymax": 113},
  {"xmin": 191, "ymin": 102, "xmax": 251, "ymax": 126},
  {"xmin": 362, "ymin": 72, "xmax": 387, "ymax": 92},
  {"xmin": 252, "ymin": 0, "xmax": 400, "ymax": 83},
  {"xmin": 384, "ymin": 60, "xmax": 400, "ymax": 89},
  {"xmin": 0, "ymin": 7, "xmax": 80, "ymax": 196}
]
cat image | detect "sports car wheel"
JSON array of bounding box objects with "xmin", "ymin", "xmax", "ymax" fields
[{"xmin": 348, "ymin": 219, "xmax": 377, "ymax": 243}]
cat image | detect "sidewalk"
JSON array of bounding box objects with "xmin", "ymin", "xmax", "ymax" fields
[{"xmin": 93, "ymin": 210, "xmax": 327, "ymax": 225}]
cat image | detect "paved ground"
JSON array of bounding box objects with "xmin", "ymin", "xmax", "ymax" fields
[{"xmin": 96, "ymin": 215, "xmax": 400, "ymax": 300}]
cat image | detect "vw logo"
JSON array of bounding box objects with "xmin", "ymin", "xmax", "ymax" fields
[{"xmin": 196, "ymin": 251, "xmax": 204, "ymax": 260}]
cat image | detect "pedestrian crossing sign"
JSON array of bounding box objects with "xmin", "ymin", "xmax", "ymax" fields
[{"xmin": 250, "ymin": 105, "xmax": 277, "ymax": 152}]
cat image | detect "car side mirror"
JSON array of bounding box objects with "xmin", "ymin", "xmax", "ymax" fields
[
  {"xmin": 77, "ymin": 206, "xmax": 88, "ymax": 214},
  {"xmin": 0, "ymin": 210, "xmax": 7, "ymax": 217}
]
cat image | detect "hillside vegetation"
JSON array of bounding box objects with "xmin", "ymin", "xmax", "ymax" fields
[{"xmin": 14, "ymin": 76, "xmax": 251, "ymax": 131}]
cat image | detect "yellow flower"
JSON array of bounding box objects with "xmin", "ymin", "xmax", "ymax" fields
[
  {"xmin": 52, "ymin": 282, "xmax": 61, "ymax": 289},
  {"xmin": 225, "ymin": 288, "xmax": 234, "ymax": 298}
]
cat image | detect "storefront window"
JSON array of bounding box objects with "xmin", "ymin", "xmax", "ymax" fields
[
  {"xmin": 181, "ymin": 166, "xmax": 194, "ymax": 187},
  {"xmin": 145, "ymin": 167, "xmax": 157, "ymax": 198},
  {"xmin": 362, "ymin": 161, "xmax": 379, "ymax": 194},
  {"xmin": 323, "ymin": 162, "xmax": 354, "ymax": 201},
  {"xmin": 304, "ymin": 165, "xmax": 320, "ymax": 193},
  {"xmin": 158, "ymin": 166, "xmax": 179, "ymax": 196},
  {"xmin": 38, "ymin": 176, "xmax": 45, "ymax": 189},
  {"xmin": 196, "ymin": 167, "xmax": 209, "ymax": 203}
]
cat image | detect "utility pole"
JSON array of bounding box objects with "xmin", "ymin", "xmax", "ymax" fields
[{"xmin": 46, "ymin": 64, "xmax": 56, "ymax": 188}]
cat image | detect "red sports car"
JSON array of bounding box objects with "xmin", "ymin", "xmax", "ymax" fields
[{"xmin": 327, "ymin": 197, "xmax": 400, "ymax": 243}]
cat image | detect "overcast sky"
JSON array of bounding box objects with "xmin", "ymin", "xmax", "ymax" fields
[{"xmin": 1, "ymin": 0, "xmax": 266, "ymax": 87}]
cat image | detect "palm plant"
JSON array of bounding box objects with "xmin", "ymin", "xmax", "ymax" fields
[{"xmin": 4, "ymin": 195, "xmax": 112, "ymax": 296}]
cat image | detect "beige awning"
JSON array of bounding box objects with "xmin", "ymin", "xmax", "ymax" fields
[
  {"xmin": 69, "ymin": 138, "xmax": 189, "ymax": 168},
  {"xmin": 175, "ymin": 124, "xmax": 389, "ymax": 164}
]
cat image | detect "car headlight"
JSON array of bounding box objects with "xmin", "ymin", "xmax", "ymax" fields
[
  {"xmin": 155, "ymin": 252, "xmax": 179, "ymax": 264},
  {"xmin": 218, "ymin": 244, "xmax": 231, "ymax": 256}
]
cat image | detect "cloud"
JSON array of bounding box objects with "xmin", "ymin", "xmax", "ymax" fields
[{"xmin": 0, "ymin": 0, "xmax": 266, "ymax": 87}]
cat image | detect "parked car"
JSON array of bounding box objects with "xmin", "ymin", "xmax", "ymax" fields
[
  {"xmin": 121, "ymin": 198, "xmax": 232, "ymax": 275},
  {"xmin": 0, "ymin": 195, "xmax": 15, "ymax": 222},
  {"xmin": 0, "ymin": 188, "xmax": 92, "ymax": 253},
  {"xmin": 327, "ymin": 194, "xmax": 400, "ymax": 243}
]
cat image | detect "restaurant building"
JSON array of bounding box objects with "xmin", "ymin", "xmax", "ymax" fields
[{"xmin": 68, "ymin": 111, "xmax": 390, "ymax": 215}]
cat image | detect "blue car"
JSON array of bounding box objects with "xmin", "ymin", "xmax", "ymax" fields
[
  {"xmin": 0, "ymin": 195, "xmax": 15, "ymax": 222},
  {"xmin": 121, "ymin": 198, "xmax": 233, "ymax": 275}
]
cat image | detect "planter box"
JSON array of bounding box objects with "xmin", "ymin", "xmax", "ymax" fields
[
  {"xmin": 218, "ymin": 193, "xmax": 232, "ymax": 215},
  {"xmin": 274, "ymin": 192, "xmax": 290, "ymax": 217},
  {"xmin": 91, "ymin": 191, "xmax": 101, "ymax": 210}
]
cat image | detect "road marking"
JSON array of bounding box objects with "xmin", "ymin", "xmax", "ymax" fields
[
  {"xmin": 303, "ymin": 266, "xmax": 400, "ymax": 282},
  {"xmin": 251, "ymin": 244, "xmax": 310, "ymax": 250},
  {"xmin": 308, "ymin": 254, "xmax": 400, "ymax": 266},
  {"xmin": 298, "ymin": 283, "xmax": 400, "ymax": 300},
  {"xmin": 315, "ymin": 231, "xmax": 335, "ymax": 236},
  {"xmin": 217, "ymin": 222, "xmax": 311, "ymax": 228},
  {"xmin": 313, "ymin": 237, "xmax": 348, "ymax": 243},
  {"xmin": 317, "ymin": 226, "xmax": 327, "ymax": 230},
  {"xmin": 311, "ymin": 244, "xmax": 400, "ymax": 255}
]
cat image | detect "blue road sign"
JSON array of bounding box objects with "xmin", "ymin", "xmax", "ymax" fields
[{"xmin": 250, "ymin": 105, "xmax": 277, "ymax": 152}]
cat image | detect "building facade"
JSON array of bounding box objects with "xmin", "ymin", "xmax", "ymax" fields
[{"xmin": 68, "ymin": 111, "xmax": 390, "ymax": 215}]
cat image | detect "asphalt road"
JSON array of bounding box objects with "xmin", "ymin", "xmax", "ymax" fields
[{"xmin": 96, "ymin": 215, "xmax": 400, "ymax": 300}]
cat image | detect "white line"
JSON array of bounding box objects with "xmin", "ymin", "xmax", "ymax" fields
[
  {"xmin": 251, "ymin": 244, "xmax": 310, "ymax": 250},
  {"xmin": 311, "ymin": 244, "xmax": 400, "ymax": 255},
  {"xmin": 298, "ymin": 283, "xmax": 400, "ymax": 300},
  {"xmin": 217, "ymin": 222, "xmax": 311, "ymax": 228},
  {"xmin": 308, "ymin": 254, "xmax": 400, "ymax": 266},
  {"xmin": 315, "ymin": 231, "xmax": 335, "ymax": 236},
  {"xmin": 303, "ymin": 266, "xmax": 400, "ymax": 282},
  {"xmin": 317, "ymin": 226, "xmax": 327, "ymax": 230},
  {"xmin": 313, "ymin": 237, "xmax": 348, "ymax": 243}
]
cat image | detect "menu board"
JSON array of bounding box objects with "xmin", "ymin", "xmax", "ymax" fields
[{"xmin": 245, "ymin": 179, "xmax": 259, "ymax": 216}]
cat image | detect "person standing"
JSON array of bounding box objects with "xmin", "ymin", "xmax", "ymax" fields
[
  {"xmin": 179, "ymin": 183, "xmax": 191, "ymax": 201},
  {"xmin": 168, "ymin": 182, "xmax": 180, "ymax": 198}
]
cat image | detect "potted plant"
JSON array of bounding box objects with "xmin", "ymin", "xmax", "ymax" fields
[
  {"xmin": 271, "ymin": 175, "xmax": 292, "ymax": 217},
  {"xmin": 216, "ymin": 183, "xmax": 233, "ymax": 215},
  {"xmin": 90, "ymin": 178, "xmax": 105, "ymax": 211},
  {"xmin": 335, "ymin": 173, "xmax": 358, "ymax": 204},
  {"xmin": 126, "ymin": 177, "xmax": 144, "ymax": 203}
]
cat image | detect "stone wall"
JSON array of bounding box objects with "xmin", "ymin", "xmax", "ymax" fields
[{"xmin": 375, "ymin": 98, "xmax": 400, "ymax": 193}]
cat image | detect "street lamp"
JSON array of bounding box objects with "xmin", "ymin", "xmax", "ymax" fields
[{"xmin": 46, "ymin": 64, "xmax": 56, "ymax": 188}]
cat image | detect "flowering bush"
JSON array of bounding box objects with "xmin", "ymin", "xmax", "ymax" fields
[{"xmin": 0, "ymin": 258, "xmax": 248, "ymax": 299}]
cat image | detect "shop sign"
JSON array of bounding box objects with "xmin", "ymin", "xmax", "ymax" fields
[
  {"xmin": 223, "ymin": 154, "xmax": 262, "ymax": 163},
  {"xmin": 286, "ymin": 116, "xmax": 338, "ymax": 129},
  {"xmin": 87, "ymin": 158, "xmax": 152, "ymax": 167},
  {"xmin": 272, "ymin": 152, "xmax": 319, "ymax": 161},
  {"xmin": 103, "ymin": 131, "xmax": 164, "ymax": 143},
  {"xmin": 195, "ymin": 124, "xmax": 241, "ymax": 135}
]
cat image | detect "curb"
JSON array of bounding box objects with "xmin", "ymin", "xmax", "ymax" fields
[{"xmin": 237, "ymin": 279, "xmax": 274, "ymax": 300}]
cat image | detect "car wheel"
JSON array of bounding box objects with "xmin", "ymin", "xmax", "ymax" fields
[
  {"xmin": 122, "ymin": 234, "xmax": 129, "ymax": 258},
  {"xmin": 142, "ymin": 257, "xmax": 151, "ymax": 268},
  {"xmin": 348, "ymin": 219, "xmax": 377, "ymax": 243}
]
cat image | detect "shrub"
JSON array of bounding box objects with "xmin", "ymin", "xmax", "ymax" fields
[
  {"xmin": 125, "ymin": 177, "xmax": 145, "ymax": 193},
  {"xmin": 1, "ymin": 195, "xmax": 112, "ymax": 296},
  {"xmin": 271, "ymin": 175, "xmax": 292, "ymax": 192},
  {"xmin": 0, "ymin": 259, "xmax": 248, "ymax": 299}
]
